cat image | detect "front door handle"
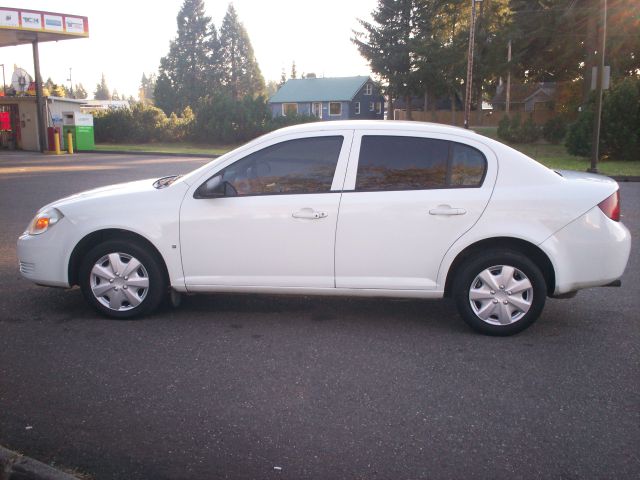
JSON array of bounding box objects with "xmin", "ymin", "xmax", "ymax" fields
[
  {"xmin": 292, "ymin": 208, "xmax": 328, "ymax": 220},
  {"xmin": 429, "ymin": 205, "xmax": 467, "ymax": 216}
]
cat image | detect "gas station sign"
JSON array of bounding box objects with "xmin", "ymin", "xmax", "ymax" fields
[{"xmin": 0, "ymin": 7, "xmax": 88, "ymax": 37}]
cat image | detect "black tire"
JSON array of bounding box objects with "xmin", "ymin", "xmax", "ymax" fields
[
  {"xmin": 452, "ymin": 249, "xmax": 547, "ymax": 336},
  {"xmin": 79, "ymin": 239, "xmax": 166, "ymax": 319}
]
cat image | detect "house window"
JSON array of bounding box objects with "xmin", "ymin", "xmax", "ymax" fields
[
  {"xmin": 364, "ymin": 83, "xmax": 373, "ymax": 95},
  {"xmin": 329, "ymin": 102, "xmax": 342, "ymax": 116},
  {"xmin": 369, "ymin": 102, "xmax": 375, "ymax": 112},
  {"xmin": 354, "ymin": 102, "xmax": 360, "ymax": 115},
  {"xmin": 282, "ymin": 103, "xmax": 298, "ymax": 116},
  {"xmin": 376, "ymin": 102, "xmax": 382, "ymax": 114}
]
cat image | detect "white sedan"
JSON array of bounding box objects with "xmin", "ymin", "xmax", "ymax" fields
[{"xmin": 17, "ymin": 121, "xmax": 631, "ymax": 335}]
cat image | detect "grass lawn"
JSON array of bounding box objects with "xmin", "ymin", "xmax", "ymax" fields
[
  {"xmin": 94, "ymin": 142, "xmax": 235, "ymax": 156},
  {"xmin": 473, "ymin": 126, "xmax": 640, "ymax": 177}
]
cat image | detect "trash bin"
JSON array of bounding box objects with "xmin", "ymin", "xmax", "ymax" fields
[{"xmin": 62, "ymin": 112, "xmax": 95, "ymax": 150}]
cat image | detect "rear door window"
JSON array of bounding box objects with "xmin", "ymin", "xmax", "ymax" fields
[{"xmin": 355, "ymin": 135, "xmax": 486, "ymax": 191}]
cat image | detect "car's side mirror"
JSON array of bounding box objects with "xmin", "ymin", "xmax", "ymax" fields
[{"xmin": 194, "ymin": 175, "xmax": 238, "ymax": 199}]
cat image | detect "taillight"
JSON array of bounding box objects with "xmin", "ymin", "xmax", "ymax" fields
[{"xmin": 598, "ymin": 191, "xmax": 621, "ymax": 221}]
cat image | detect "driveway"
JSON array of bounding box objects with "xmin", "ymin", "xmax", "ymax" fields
[{"xmin": 1, "ymin": 152, "xmax": 639, "ymax": 479}]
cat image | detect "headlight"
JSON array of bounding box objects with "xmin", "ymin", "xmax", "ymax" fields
[{"xmin": 26, "ymin": 208, "xmax": 64, "ymax": 235}]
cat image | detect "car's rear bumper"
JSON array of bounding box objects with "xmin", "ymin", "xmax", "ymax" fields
[{"xmin": 540, "ymin": 206, "xmax": 631, "ymax": 295}]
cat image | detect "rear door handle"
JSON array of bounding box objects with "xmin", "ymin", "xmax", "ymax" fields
[
  {"xmin": 292, "ymin": 208, "xmax": 328, "ymax": 220},
  {"xmin": 429, "ymin": 205, "xmax": 467, "ymax": 216}
]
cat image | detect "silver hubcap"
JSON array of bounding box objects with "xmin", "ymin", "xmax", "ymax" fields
[
  {"xmin": 90, "ymin": 252, "xmax": 149, "ymax": 311},
  {"xmin": 469, "ymin": 265, "xmax": 533, "ymax": 325}
]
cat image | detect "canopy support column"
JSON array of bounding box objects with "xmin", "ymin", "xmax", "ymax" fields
[{"xmin": 32, "ymin": 40, "xmax": 47, "ymax": 152}]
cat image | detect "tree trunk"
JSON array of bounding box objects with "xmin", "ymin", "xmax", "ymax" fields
[
  {"xmin": 476, "ymin": 84, "xmax": 483, "ymax": 126},
  {"xmin": 430, "ymin": 90, "xmax": 437, "ymax": 122},
  {"xmin": 388, "ymin": 95, "xmax": 394, "ymax": 120},
  {"xmin": 406, "ymin": 95, "xmax": 412, "ymax": 120},
  {"xmin": 450, "ymin": 92, "xmax": 456, "ymax": 125}
]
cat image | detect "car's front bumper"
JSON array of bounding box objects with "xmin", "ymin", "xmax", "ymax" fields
[{"xmin": 17, "ymin": 218, "xmax": 73, "ymax": 288}]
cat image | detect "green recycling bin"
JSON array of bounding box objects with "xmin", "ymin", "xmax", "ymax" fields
[{"xmin": 62, "ymin": 111, "xmax": 95, "ymax": 150}]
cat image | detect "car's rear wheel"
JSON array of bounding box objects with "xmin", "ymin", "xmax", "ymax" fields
[
  {"xmin": 79, "ymin": 239, "xmax": 166, "ymax": 319},
  {"xmin": 453, "ymin": 250, "xmax": 547, "ymax": 336}
]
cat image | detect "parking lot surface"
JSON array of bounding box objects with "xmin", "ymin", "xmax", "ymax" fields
[{"xmin": 1, "ymin": 152, "xmax": 639, "ymax": 479}]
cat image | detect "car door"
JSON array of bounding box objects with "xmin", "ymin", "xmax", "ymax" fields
[
  {"xmin": 180, "ymin": 131, "xmax": 353, "ymax": 289},
  {"xmin": 335, "ymin": 130, "xmax": 497, "ymax": 290}
]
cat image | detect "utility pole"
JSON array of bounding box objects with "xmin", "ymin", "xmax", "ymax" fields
[
  {"xmin": 506, "ymin": 40, "xmax": 512, "ymax": 114},
  {"xmin": 0, "ymin": 64, "xmax": 6, "ymax": 96},
  {"xmin": 464, "ymin": 0, "xmax": 482, "ymax": 129},
  {"xmin": 67, "ymin": 67, "xmax": 73, "ymax": 98},
  {"xmin": 589, "ymin": 0, "xmax": 607, "ymax": 173}
]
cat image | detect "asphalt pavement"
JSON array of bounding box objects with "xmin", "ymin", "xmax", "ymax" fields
[{"xmin": 1, "ymin": 151, "xmax": 638, "ymax": 480}]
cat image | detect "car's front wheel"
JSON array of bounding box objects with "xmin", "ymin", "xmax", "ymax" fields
[
  {"xmin": 79, "ymin": 239, "xmax": 166, "ymax": 319},
  {"xmin": 453, "ymin": 250, "xmax": 547, "ymax": 336}
]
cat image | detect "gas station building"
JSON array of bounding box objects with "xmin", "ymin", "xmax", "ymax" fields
[{"xmin": 0, "ymin": 6, "xmax": 90, "ymax": 152}]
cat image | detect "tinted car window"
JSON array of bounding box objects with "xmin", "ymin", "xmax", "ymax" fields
[
  {"xmin": 221, "ymin": 136, "xmax": 343, "ymax": 195},
  {"xmin": 450, "ymin": 143, "xmax": 486, "ymax": 186},
  {"xmin": 355, "ymin": 135, "xmax": 486, "ymax": 191},
  {"xmin": 356, "ymin": 136, "xmax": 449, "ymax": 191}
]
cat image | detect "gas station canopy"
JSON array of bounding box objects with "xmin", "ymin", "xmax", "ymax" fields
[
  {"xmin": 0, "ymin": 7, "xmax": 88, "ymax": 47},
  {"xmin": 1, "ymin": 7, "xmax": 89, "ymax": 152}
]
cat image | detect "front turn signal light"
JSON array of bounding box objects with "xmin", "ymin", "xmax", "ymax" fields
[{"xmin": 26, "ymin": 208, "xmax": 64, "ymax": 235}]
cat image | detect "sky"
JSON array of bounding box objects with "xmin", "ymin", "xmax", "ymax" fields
[{"xmin": 1, "ymin": 0, "xmax": 377, "ymax": 99}]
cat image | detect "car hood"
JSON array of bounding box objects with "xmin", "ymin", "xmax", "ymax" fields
[{"xmin": 41, "ymin": 178, "xmax": 163, "ymax": 212}]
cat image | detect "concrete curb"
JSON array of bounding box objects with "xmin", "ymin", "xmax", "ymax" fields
[
  {"xmin": 81, "ymin": 149, "xmax": 220, "ymax": 159},
  {"xmin": 0, "ymin": 446, "xmax": 80, "ymax": 480}
]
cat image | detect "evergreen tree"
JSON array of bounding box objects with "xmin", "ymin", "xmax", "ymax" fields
[
  {"xmin": 44, "ymin": 77, "xmax": 55, "ymax": 93},
  {"xmin": 265, "ymin": 80, "xmax": 279, "ymax": 98},
  {"xmin": 155, "ymin": 0, "xmax": 212, "ymax": 114},
  {"xmin": 219, "ymin": 3, "xmax": 265, "ymax": 99},
  {"xmin": 291, "ymin": 61, "xmax": 297, "ymax": 79},
  {"xmin": 278, "ymin": 68, "xmax": 287, "ymax": 88},
  {"xmin": 94, "ymin": 73, "xmax": 111, "ymax": 100},
  {"xmin": 74, "ymin": 83, "xmax": 88, "ymax": 99},
  {"xmin": 112, "ymin": 89, "xmax": 121, "ymax": 101},
  {"xmin": 139, "ymin": 73, "xmax": 157, "ymax": 104},
  {"xmin": 205, "ymin": 23, "xmax": 224, "ymax": 92},
  {"xmin": 352, "ymin": 0, "xmax": 420, "ymax": 113}
]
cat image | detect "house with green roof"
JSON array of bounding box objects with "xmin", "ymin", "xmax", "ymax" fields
[{"xmin": 268, "ymin": 75, "xmax": 384, "ymax": 121}]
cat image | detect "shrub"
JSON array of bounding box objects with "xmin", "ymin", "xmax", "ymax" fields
[
  {"xmin": 542, "ymin": 117, "xmax": 567, "ymax": 144},
  {"xmin": 94, "ymin": 102, "xmax": 194, "ymax": 144},
  {"xmin": 509, "ymin": 113, "xmax": 522, "ymax": 142},
  {"xmin": 497, "ymin": 113, "xmax": 541, "ymax": 143},
  {"xmin": 565, "ymin": 104, "xmax": 593, "ymax": 157},
  {"xmin": 193, "ymin": 93, "xmax": 270, "ymax": 144},
  {"xmin": 600, "ymin": 77, "xmax": 640, "ymax": 161},
  {"xmin": 521, "ymin": 116, "xmax": 541, "ymax": 143},
  {"xmin": 497, "ymin": 114, "xmax": 511, "ymax": 142},
  {"xmin": 95, "ymin": 94, "xmax": 319, "ymax": 146},
  {"xmin": 566, "ymin": 77, "xmax": 640, "ymax": 160}
]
